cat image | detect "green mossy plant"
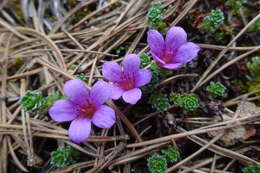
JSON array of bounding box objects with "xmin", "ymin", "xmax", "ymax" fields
[
  {"xmin": 147, "ymin": 154, "xmax": 167, "ymax": 173},
  {"xmin": 149, "ymin": 93, "xmax": 171, "ymax": 112},
  {"xmin": 147, "ymin": 2, "xmax": 167, "ymax": 32},
  {"xmin": 20, "ymin": 91, "xmax": 47, "ymax": 114},
  {"xmin": 247, "ymin": 56, "xmax": 260, "ymax": 77},
  {"xmin": 170, "ymin": 93, "xmax": 200, "ymax": 111},
  {"xmin": 206, "ymin": 82, "xmax": 227, "ymax": 98},
  {"xmin": 242, "ymin": 163, "xmax": 260, "ymax": 173},
  {"xmin": 202, "ymin": 10, "xmax": 225, "ymax": 34},
  {"xmin": 140, "ymin": 53, "xmax": 152, "ymax": 68},
  {"xmin": 51, "ymin": 146, "xmax": 75, "ymax": 167},
  {"xmin": 75, "ymin": 73, "xmax": 87, "ymax": 81},
  {"xmin": 161, "ymin": 145, "xmax": 180, "ymax": 163},
  {"xmin": 20, "ymin": 91, "xmax": 64, "ymax": 114}
]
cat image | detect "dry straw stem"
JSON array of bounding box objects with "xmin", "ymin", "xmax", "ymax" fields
[
  {"xmin": 167, "ymin": 110, "xmax": 247, "ymax": 172},
  {"xmin": 0, "ymin": 0, "xmax": 259, "ymax": 172},
  {"xmin": 224, "ymin": 89, "xmax": 260, "ymax": 107},
  {"xmin": 127, "ymin": 113, "xmax": 260, "ymax": 148},
  {"xmin": 177, "ymin": 127, "xmax": 259, "ymax": 165},
  {"xmin": 0, "ymin": 33, "xmax": 12, "ymax": 173},
  {"xmin": 192, "ymin": 13, "xmax": 260, "ymax": 92},
  {"xmin": 167, "ymin": 134, "xmax": 223, "ymax": 172}
]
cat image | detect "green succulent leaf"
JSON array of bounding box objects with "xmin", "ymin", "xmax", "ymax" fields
[
  {"xmin": 20, "ymin": 91, "xmax": 47, "ymax": 114},
  {"xmin": 202, "ymin": 10, "xmax": 225, "ymax": 34},
  {"xmin": 147, "ymin": 154, "xmax": 167, "ymax": 173},
  {"xmin": 140, "ymin": 53, "xmax": 152, "ymax": 68},
  {"xmin": 170, "ymin": 93, "xmax": 200, "ymax": 111},
  {"xmin": 20, "ymin": 91, "xmax": 65, "ymax": 115},
  {"xmin": 74, "ymin": 73, "xmax": 87, "ymax": 81},
  {"xmin": 247, "ymin": 56, "xmax": 260, "ymax": 77},
  {"xmin": 51, "ymin": 146, "xmax": 75, "ymax": 167},
  {"xmin": 161, "ymin": 145, "xmax": 180, "ymax": 163},
  {"xmin": 147, "ymin": 2, "xmax": 167, "ymax": 32},
  {"xmin": 206, "ymin": 82, "xmax": 226, "ymax": 98},
  {"xmin": 242, "ymin": 163, "xmax": 260, "ymax": 173},
  {"xmin": 149, "ymin": 93, "xmax": 171, "ymax": 112}
]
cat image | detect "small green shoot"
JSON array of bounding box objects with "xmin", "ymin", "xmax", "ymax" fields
[
  {"xmin": 75, "ymin": 73, "xmax": 87, "ymax": 81},
  {"xmin": 170, "ymin": 93, "xmax": 199, "ymax": 111},
  {"xmin": 20, "ymin": 91, "xmax": 64, "ymax": 114},
  {"xmin": 51, "ymin": 145, "xmax": 75, "ymax": 167},
  {"xmin": 147, "ymin": 154, "xmax": 167, "ymax": 173},
  {"xmin": 161, "ymin": 145, "xmax": 180, "ymax": 163},
  {"xmin": 242, "ymin": 163, "xmax": 260, "ymax": 173},
  {"xmin": 247, "ymin": 56, "xmax": 260, "ymax": 77},
  {"xmin": 140, "ymin": 53, "xmax": 152, "ymax": 68},
  {"xmin": 206, "ymin": 82, "xmax": 226, "ymax": 98},
  {"xmin": 149, "ymin": 93, "xmax": 171, "ymax": 112},
  {"xmin": 202, "ymin": 10, "xmax": 225, "ymax": 34},
  {"xmin": 147, "ymin": 2, "xmax": 167, "ymax": 32}
]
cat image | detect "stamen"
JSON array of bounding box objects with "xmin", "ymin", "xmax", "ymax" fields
[{"xmin": 79, "ymin": 102, "xmax": 96, "ymax": 119}]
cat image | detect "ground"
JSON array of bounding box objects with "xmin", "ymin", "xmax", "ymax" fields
[{"xmin": 0, "ymin": 0, "xmax": 259, "ymax": 173}]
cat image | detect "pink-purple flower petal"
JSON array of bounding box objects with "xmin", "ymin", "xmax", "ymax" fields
[
  {"xmin": 165, "ymin": 26, "xmax": 187, "ymax": 52},
  {"xmin": 147, "ymin": 30, "xmax": 165, "ymax": 57},
  {"xmin": 90, "ymin": 81, "xmax": 111, "ymax": 107},
  {"xmin": 102, "ymin": 61, "xmax": 123, "ymax": 82},
  {"xmin": 122, "ymin": 88, "xmax": 142, "ymax": 104},
  {"xmin": 49, "ymin": 100, "xmax": 78, "ymax": 122},
  {"xmin": 174, "ymin": 42, "xmax": 200, "ymax": 64},
  {"xmin": 161, "ymin": 63, "xmax": 182, "ymax": 70},
  {"xmin": 123, "ymin": 54, "xmax": 140, "ymax": 73},
  {"xmin": 92, "ymin": 105, "xmax": 116, "ymax": 128},
  {"xmin": 64, "ymin": 79, "xmax": 90, "ymax": 106},
  {"xmin": 151, "ymin": 52, "xmax": 166, "ymax": 65},
  {"xmin": 135, "ymin": 69, "xmax": 152, "ymax": 87},
  {"xmin": 109, "ymin": 84, "xmax": 124, "ymax": 100},
  {"xmin": 68, "ymin": 118, "xmax": 91, "ymax": 143}
]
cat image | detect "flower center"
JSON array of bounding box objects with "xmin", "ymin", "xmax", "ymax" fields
[
  {"xmin": 117, "ymin": 73, "xmax": 135, "ymax": 90},
  {"xmin": 78, "ymin": 102, "xmax": 96, "ymax": 119},
  {"xmin": 163, "ymin": 51, "xmax": 175, "ymax": 63}
]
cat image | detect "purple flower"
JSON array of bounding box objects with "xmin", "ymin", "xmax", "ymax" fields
[
  {"xmin": 102, "ymin": 54, "xmax": 152, "ymax": 104},
  {"xmin": 49, "ymin": 79, "xmax": 115, "ymax": 143},
  {"xmin": 147, "ymin": 26, "xmax": 200, "ymax": 70}
]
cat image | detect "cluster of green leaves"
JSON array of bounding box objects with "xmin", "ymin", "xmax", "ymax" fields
[
  {"xmin": 206, "ymin": 82, "xmax": 227, "ymax": 98},
  {"xmin": 20, "ymin": 91, "xmax": 64, "ymax": 114},
  {"xmin": 242, "ymin": 163, "xmax": 260, "ymax": 173},
  {"xmin": 225, "ymin": 0, "xmax": 247, "ymax": 15},
  {"xmin": 75, "ymin": 73, "xmax": 87, "ymax": 81},
  {"xmin": 147, "ymin": 154, "xmax": 167, "ymax": 173},
  {"xmin": 246, "ymin": 56, "xmax": 260, "ymax": 95},
  {"xmin": 148, "ymin": 93, "xmax": 171, "ymax": 112},
  {"xmin": 51, "ymin": 145, "xmax": 75, "ymax": 167},
  {"xmin": 247, "ymin": 56, "xmax": 260, "ymax": 77},
  {"xmin": 147, "ymin": 2, "xmax": 167, "ymax": 32},
  {"xmin": 140, "ymin": 53, "xmax": 152, "ymax": 68},
  {"xmin": 161, "ymin": 145, "xmax": 180, "ymax": 163},
  {"xmin": 147, "ymin": 145, "xmax": 180, "ymax": 173},
  {"xmin": 202, "ymin": 10, "xmax": 225, "ymax": 34},
  {"xmin": 170, "ymin": 93, "xmax": 200, "ymax": 111}
]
